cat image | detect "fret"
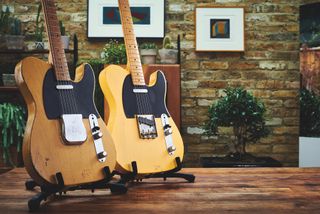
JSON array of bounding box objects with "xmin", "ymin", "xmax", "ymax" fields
[
  {"xmin": 118, "ymin": 0, "xmax": 145, "ymax": 86},
  {"xmin": 41, "ymin": 0, "xmax": 70, "ymax": 81}
]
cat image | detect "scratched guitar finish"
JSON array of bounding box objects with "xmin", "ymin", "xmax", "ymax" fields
[
  {"xmin": 99, "ymin": 0, "xmax": 184, "ymax": 174},
  {"xmin": 15, "ymin": 0, "xmax": 116, "ymax": 186}
]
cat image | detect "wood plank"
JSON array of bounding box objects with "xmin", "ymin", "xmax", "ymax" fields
[{"xmin": 1, "ymin": 168, "xmax": 320, "ymax": 213}]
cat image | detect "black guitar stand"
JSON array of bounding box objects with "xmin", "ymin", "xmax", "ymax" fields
[
  {"xmin": 25, "ymin": 167, "xmax": 127, "ymax": 212},
  {"xmin": 117, "ymin": 157, "xmax": 195, "ymax": 185}
]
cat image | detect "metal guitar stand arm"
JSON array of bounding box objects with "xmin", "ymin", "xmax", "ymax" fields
[
  {"xmin": 25, "ymin": 166, "xmax": 127, "ymax": 212},
  {"xmin": 117, "ymin": 157, "xmax": 195, "ymax": 185}
]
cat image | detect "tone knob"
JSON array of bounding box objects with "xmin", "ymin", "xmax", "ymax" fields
[
  {"xmin": 168, "ymin": 146, "xmax": 176, "ymax": 153},
  {"xmin": 97, "ymin": 151, "xmax": 107, "ymax": 159}
]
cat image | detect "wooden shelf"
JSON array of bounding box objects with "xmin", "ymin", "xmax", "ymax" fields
[
  {"xmin": 0, "ymin": 86, "xmax": 19, "ymax": 92},
  {"xmin": 0, "ymin": 49, "xmax": 74, "ymax": 54}
]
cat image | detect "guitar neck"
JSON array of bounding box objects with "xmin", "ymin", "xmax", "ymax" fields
[
  {"xmin": 118, "ymin": 0, "xmax": 145, "ymax": 86},
  {"xmin": 41, "ymin": 0, "xmax": 70, "ymax": 81}
]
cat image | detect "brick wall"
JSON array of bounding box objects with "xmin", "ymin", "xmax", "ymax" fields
[{"xmin": 5, "ymin": 0, "xmax": 301, "ymax": 166}]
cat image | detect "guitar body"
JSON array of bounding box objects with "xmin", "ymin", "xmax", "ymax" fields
[
  {"xmin": 99, "ymin": 65, "xmax": 184, "ymax": 174},
  {"xmin": 15, "ymin": 57, "xmax": 116, "ymax": 186}
]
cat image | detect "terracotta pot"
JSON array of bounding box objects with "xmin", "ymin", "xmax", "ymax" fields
[
  {"xmin": 5, "ymin": 35, "xmax": 25, "ymax": 50},
  {"xmin": 158, "ymin": 49, "xmax": 178, "ymax": 64},
  {"xmin": 61, "ymin": 35, "xmax": 70, "ymax": 49},
  {"xmin": 140, "ymin": 49, "xmax": 157, "ymax": 64},
  {"xmin": 35, "ymin": 41, "xmax": 44, "ymax": 50},
  {"xmin": 2, "ymin": 73, "xmax": 16, "ymax": 86}
]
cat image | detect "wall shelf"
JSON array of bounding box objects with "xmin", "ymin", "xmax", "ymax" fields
[
  {"xmin": 0, "ymin": 86, "xmax": 19, "ymax": 92},
  {"xmin": 0, "ymin": 49, "xmax": 75, "ymax": 54}
]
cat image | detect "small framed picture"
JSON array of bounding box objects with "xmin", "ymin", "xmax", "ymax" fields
[
  {"xmin": 87, "ymin": 0, "xmax": 164, "ymax": 39},
  {"xmin": 195, "ymin": 7, "xmax": 245, "ymax": 52}
]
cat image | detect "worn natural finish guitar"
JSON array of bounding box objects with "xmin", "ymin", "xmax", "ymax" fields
[
  {"xmin": 99, "ymin": 0, "xmax": 184, "ymax": 174},
  {"xmin": 15, "ymin": 0, "xmax": 116, "ymax": 186}
]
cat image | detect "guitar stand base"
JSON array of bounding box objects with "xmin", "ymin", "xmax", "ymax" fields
[
  {"xmin": 25, "ymin": 167, "xmax": 127, "ymax": 212},
  {"xmin": 117, "ymin": 157, "xmax": 195, "ymax": 185}
]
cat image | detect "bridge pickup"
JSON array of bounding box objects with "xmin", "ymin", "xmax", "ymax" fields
[
  {"xmin": 136, "ymin": 115, "xmax": 158, "ymax": 139},
  {"xmin": 89, "ymin": 114, "xmax": 107, "ymax": 163},
  {"xmin": 56, "ymin": 85, "xmax": 74, "ymax": 90},
  {"xmin": 161, "ymin": 114, "xmax": 176, "ymax": 155}
]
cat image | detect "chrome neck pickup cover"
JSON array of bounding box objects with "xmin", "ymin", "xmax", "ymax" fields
[{"xmin": 136, "ymin": 115, "xmax": 158, "ymax": 139}]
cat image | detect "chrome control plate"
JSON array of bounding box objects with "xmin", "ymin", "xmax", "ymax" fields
[
  {"xmin": 61, "ymin": 114, "xmax": 87, "ymax": 144},
  {"xmin": 89, "ymin": 114, "xmax": 107, "ymax": 162},
  {"xmin": 161, "ymin": 113, "xmax": 176, "ymax": 155}
]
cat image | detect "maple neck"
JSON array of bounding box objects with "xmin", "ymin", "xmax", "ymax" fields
[
  {"xmin": 118, "ymin": 0, "xmax": 145, "ymax": 86},
  {"xmin": 41, "ymin": 0, "xmax": 70, "ymax": 81}
]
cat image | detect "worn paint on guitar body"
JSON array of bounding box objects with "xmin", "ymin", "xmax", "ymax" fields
[
  {"xmin": 15, "ymin": 57, "xmax": 116, "ymax": 186},
  {"xmin": 99, "ymin": 65, "xmax": 184, "ymax": 174}
]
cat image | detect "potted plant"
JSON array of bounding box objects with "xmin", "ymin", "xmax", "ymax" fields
[
  {"xmin": 1, "ymin": 63, "xmax": 16, "ymax": 86},
  {"xmin": 0, "ymin": 103, "xmax": 25, "ymax": 167},
  {"xmin": 299, "ymin": 88, "xmax": 320, "ymax": 167},
  {"xmin": 101, "ymin": 39, "xmax": 127, "ymax": 64},
  {"xmin": 59, "ymin": 21, "xmax": 69, "ymax": 49},
  {"xmin": 34, "ymin": 3, "xmax": 44, "ymax": 49},
  {"xmin": 5, "ymin": 16, "xmax": 24, "ymax": 50},
  {"xmin": 202, "ymin": 87, "xmax": 277, "ymax": 167},
  {"xmin": 299, "ymin": 46, "xmax": 320, "ymax": 167},
  {"xmin": 158, "ymin": 36, "xmax": 178, "ymax": 64},
  {"xmin": 0, "ymin": 6, "xmax": 11, "ymax": 49},
  {"xmin": 0, "ymin": 6, "xmax": 24, "ymax": 50},
  {"xmin": 140, "ymin": 42, "xmax": 157, "ymax": 64}
]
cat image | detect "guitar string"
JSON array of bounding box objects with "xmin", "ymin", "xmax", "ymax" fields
[
  {"xmin": 43, "ymin": 0, "xmax": 67, "ymax": 115},
  {"xmin": 123, "ymin": 2, "xmax": 154, "ymax": 117},
  {"xmin": 45, "ymin": 0, "xmax": 79, "ymax": 115},
  {"xmin": 122, "ymin": 10, "xmax": 146, "ymax": 116}
]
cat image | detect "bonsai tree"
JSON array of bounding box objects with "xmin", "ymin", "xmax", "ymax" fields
[
  {"xmin": 300, "ymin": 88, "xmax": 320, "ymax": 137},
  {"xmin": 101, "ymin": 39, "xmax": 127, "ymax": 64},
  {"xmin": 0, "ymin": 103, "xmax": 25, "ymax": 166},
  {"xmin": 159, "ymin": 35, "xmax": 178, "ymax": 64},
  {"xmin": 140, "ymin": 42, "xmax": 157, "ymax": 64},
  {"xmin": 204, "ymin": 87, "xmax": 269, "ymax": 159}
]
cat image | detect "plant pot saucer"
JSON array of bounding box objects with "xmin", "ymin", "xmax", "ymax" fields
[{"xmin": 200, "ymin": 153, "xmax": 282, "ymax": 167}]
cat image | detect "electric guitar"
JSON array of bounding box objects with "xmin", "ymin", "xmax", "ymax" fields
[
  {"xmin": 99, "ymin": 0, "xmax": 184, "ymax": 174},
  {"xmin": 15, "ymin": 0, "xmax": 116, "ymax": 186}
]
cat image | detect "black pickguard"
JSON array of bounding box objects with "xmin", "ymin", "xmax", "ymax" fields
[
  {"xmin": 43, "ymin": 64, "xmax": 99, "ymax": 119},
  {"xmin": 122, "ymin": 71, "xmax": 169, "ymax": 118}
]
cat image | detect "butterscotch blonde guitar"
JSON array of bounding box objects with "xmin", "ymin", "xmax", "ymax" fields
[
  {"xmin": 15, "ymin": 0, "xmax": 116, "ymax": 186},
  {"xmin": 99, "ymin": 0, "xmax": 184, "ymax": 174}
]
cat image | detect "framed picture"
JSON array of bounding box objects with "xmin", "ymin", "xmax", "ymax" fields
[
  {"xmin": 87, "ymin": 0, "xmax": 164, "ymax": 38},
  {"xmin": 195, "ymin": 7, "xmax": 245, "ymax": 52}
]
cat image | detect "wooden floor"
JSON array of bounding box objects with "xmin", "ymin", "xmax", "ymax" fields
[{"xmin": 1, "ymin": 168, "xmax": 320, "ymax": 213}]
